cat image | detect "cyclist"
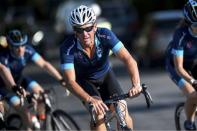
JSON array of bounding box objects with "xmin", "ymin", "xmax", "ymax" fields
[
  {"xmin": 0, "ymin": 29, "xmax": 67, "ymax": 130},
  {"xmin": 60, "ymin": 5, "xmax": 142, "ymax": 131},
  {"xmin": 166, "ymin": 0, "xmax": 197, "ymax": 130}
]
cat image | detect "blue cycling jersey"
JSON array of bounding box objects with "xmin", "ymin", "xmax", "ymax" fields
[
  {"xmin": 166, "ymin": 26, "xmax": 197, "ymax": 68},
  {"xmin": 166, "ymin": 26, "xmax": 197, "ymax": 88},
  {"xmin": 0, "ymin": 44, "xmax": 41, "ymax": 86},
  {"xmin": 60, "ymin": 27, "xmax": 124, "ymax": 80}
]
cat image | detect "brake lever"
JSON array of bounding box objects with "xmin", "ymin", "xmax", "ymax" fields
[{"xmin": 141, "ymin": 84, "xmax": 153, "ymax": 108}]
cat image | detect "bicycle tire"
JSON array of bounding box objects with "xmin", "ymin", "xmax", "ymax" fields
[
  {"xmin": 5, "ymin": 113, "xmax": 23, "ymax": 130},
  {"xmin": 51, "ymin": 109, "xmax": 80, "ymax": 131},
  {"xmin": 175, "ymin": 102, "xmax": 185, "ymax": 130}
]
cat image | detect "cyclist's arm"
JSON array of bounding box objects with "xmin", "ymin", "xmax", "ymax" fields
[
  {"xmin": 115, "ymin": 46, "xmax": 141, "ymax": 95},
  {"xmin": 33, "ymin": 56, "xmax": 63, "ymax": 82},
  {"xmin": 62, "ymin": 68, "xmax": 91, "ymax": 101},
  {"xmin": 116, "ymin": 47, "xmax": 140, "ymax": 86},
  {"xmin": 0, "ymin": 63, "xmax": 17, "ymax": 89},
  {"xmin": 62, "ymin": 68, "xmax": 109, "ymax": 113},
  {"xmin": 173, "ymin": 55, "xmax": 194, "ymax": 84}
]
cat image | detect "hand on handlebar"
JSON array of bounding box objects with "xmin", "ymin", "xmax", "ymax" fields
[
  {"xmin": 128, "ymin": 85, "xmax": 142, "ymax": 97},
  {"xmin": 12, "ymin": 85, "xmax": 26, "ymax": 98},
  {"xmin": 88, "ymin": 96, "xmax": 109, "ymax": 115}
]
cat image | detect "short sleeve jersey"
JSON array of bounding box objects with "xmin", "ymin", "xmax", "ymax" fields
[
  {"xmin": 166, "ymin": 26, "xmax": 197, "ymax": 69},
  {"xmin": 0, "ymin": 45, "xmax": 41, "ymax": 81},
  {"xmin": 60, "ymin": 27, "xmax": 124, "ymax": 80}
]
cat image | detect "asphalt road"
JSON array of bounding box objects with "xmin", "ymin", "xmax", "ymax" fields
[{"xmin": 23, "ymin": 46, "xmax": 185, "ymax": 130}]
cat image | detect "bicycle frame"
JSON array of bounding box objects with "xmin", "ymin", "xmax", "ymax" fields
[
  {"xmin": 105, "ymin": 101, "xmax": 128, "ymax": 130},
  {"xmin": 0, "ymin": 94, "xmax": 29, "ymax": 130},
  {"xmin": 90, "ymin": 83, "xmax": 153, "ymax": 130},
  {"xmin": 0, "ymin": 88, "xmax": 80, "ymax": 131},
  {"xmin": 38, "ymin": 90, "xmax": 80, "ymax": 131}
]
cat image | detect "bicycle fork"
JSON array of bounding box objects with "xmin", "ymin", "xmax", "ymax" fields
[{"xmin": 114, "ymin": 102, "xmax": 127, "ymax": 129}]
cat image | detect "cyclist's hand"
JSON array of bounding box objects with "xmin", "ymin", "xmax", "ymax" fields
[
  {"xmin": 191, "ymin": 79, "xmax": 197, "ymax": 91},
  {"xmin": 18, "ymin": 87, "xmax": 26, "ymax": 98},
  {"xmin": 88, "ymin": 96, "xmax": 109, "ymax": 115},
  {"xmin": 12, "ymin": 85, "xmax": 26, "ymax": 97},
  {"xmin": 129, "ymin": 84, "xmax": 142, "ymax": 97}
]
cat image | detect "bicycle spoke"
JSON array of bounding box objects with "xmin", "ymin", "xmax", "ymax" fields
[
  {"xmin": 52, "ymin": 116, "xmax": 62, "ymax": 130},
  {"xmin": 59, "ymin": 116, "xmax": 72, "ymax": 129},
  {"xmin": 51, "ymin": 110, "xmax": 80, "ymax": 131}
]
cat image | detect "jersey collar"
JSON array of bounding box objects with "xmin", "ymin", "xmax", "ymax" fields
[{"xmin": 76, "ymin": 35, "xmax": 100, "ymax": 51}]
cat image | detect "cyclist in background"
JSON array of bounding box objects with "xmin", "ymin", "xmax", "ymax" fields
[
  {"xmin": 166, "ymin": 0, "xmax": 197, "ymax": 130},
  {"xmin": 60, "ymin": 5, "xmax": 142, "ymax": 131},
  {"xmin": 0, "ymin": 29, "xmax": 67, "ymax": 130}
]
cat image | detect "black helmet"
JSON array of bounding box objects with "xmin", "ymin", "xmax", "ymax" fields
[
  {"xmin": 183, "ymin": 0, "xmax": 197, "ymax": 23},
  {"xmin": 6, "ymin": 29, "xmax": 28, "ymax": 47}
]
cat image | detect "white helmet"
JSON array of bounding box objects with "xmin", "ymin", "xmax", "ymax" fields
[{"xmin": 69, "ymin": 5, "xmax": 96, "ymax": 27}]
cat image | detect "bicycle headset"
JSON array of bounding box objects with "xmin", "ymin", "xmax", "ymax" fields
[
  {"xmin": 6, "ymin": 29, "xmax": 28, "ymax": 47},
  {"xmin": 183, "ymin": 0, "xmax": 197, "ymax": 23},
  {"xmin": 69, "ymin": 5, "xmax": 96, "ymax": 27}
]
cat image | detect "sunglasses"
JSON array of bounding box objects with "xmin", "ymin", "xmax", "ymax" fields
[{"xmin": 74, "ymin": 26, "xmax": 94, "ymax": 34}]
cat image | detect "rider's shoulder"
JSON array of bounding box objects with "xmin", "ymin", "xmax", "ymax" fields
[
  {"xmin": 0, "ymin": 47, "xmax": 9, "ymax": 55},
  {"xmin": 96, "ymin": 27, "xmax": 116, "ymax": 40},
  {"xmin": 97, "ymin": 27, "xmax": 112, "ymax": 34},
  {"xmin": 25, "ymin": 44, "xmax": 36, "ymax": 52},
  {"xmin": 0, "ymin": 49, "xmax": 9, "ymax": 64},
  {"xmin": 25, "ymin": 43, "xmax": 33, "ymax": 48}
]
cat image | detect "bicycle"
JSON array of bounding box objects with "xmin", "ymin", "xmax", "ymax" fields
[
  {"xmin": 0, "ymin": 88, "xmax": 80, "ymax": 131},
  {"xmin": 0, "ymin": 94, "xmax": 24, "ymax": 130},
  {"xmin": 38, "ymin": 89, "xmax": 80, "ymax": 131},
  {"xmin": 89, "ymin": 83, "xmax": 153, "ymax": 131},
  {"xmin": 174, "ymin": 102, "xmax": 197, "ymax": 131}
]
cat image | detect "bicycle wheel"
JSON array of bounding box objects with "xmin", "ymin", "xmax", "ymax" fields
[
  {"xmin": 5, "ymin": 113, "xmax": 23, "ymax": 130},
  {"xmin": 175, "ymin": 102, "xmax": 185, "ymax": 130},
  {"xmin": 51, "ymin": 109, "xmax": 80, "ymax": 131}
]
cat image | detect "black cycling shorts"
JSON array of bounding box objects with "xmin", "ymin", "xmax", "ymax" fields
[{"xmin": 76, "ymin": 69, "xmax": 124, "ymax": 102}]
